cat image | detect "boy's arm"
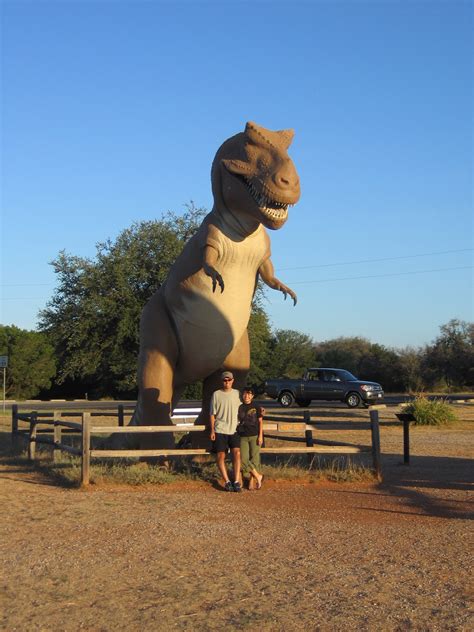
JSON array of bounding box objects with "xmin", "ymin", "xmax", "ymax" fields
[{"xmin": 257, "ymin": 412, "xmax": 264, "ymax": 446}]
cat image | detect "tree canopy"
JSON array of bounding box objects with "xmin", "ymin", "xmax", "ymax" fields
[
  {"xmin": 268, "ymin": 329, "xmax": 315, "ymax": 378},
  {"xmin": 39, "ymin": 204, "xmax": 206, "ymax": 397},
  {"xmin": 422, "ymin": 319, "xmax": 474, "ymax": 389},
  {"xmin": 0, "ymin": 325, "xmax": 56, "ymax": 399}
]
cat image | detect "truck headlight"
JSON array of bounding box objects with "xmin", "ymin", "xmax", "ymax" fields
[{"xmin": 360, "ymin": 384, "xmax": 373, "ymax": 392}]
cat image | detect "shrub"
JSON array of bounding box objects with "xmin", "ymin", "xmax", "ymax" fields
[{"xmin": 404, "ymin": 395, "xmax": 457, "ymax": 426}]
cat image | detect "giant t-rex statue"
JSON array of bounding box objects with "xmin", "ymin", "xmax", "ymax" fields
[{"xmin": 132, "ymin": 121, "xmax": 300, "ymax": 446}]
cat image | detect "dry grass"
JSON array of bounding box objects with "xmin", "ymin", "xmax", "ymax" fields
[{"xmin": 3, "ymin": 401, "xmax": 473, "ymax": 488}]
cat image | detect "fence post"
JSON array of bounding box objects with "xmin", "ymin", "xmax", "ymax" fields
[
  {"xmin": 304, "ymin": 410, "xmax": 314, "ymax": 467},
  {"xmin": 53, "ymin": 410, "xmax": 61, "ymax": 463},
  {"xmin": 118, "ymin": 404, "xmax": 124, "ymax": 427},
  {"xmin": 11, "ymin": 404, "xmax": 19, "ymax": 454},
  {"xmin": 304, "ymin": 410, "xmax": 314, "ymax": 446},
  {"xmin": 28, "ymin": 412, "xmax": 38, "ymax": 462},
  {"xmin": 369, "ymin": 409, "xmax": 382, "ymax": 481},
  {"xmin": 81, "ymin": 412, "xmax": 91, "ymax": 486}
]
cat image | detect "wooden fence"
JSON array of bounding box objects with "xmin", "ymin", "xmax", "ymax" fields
[{"xmin": 11, "ymin": 404, "xmax": 383, "ymax": 485}]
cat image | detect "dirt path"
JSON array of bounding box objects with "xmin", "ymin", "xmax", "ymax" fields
[{"xmin": 1, "ymin": 411, "xmax": 473, "ymax": 631}]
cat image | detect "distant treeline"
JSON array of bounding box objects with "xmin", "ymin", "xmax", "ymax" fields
[{"xmin": 2, "ymin": 206, "xmax": 472, "ymax": 399}]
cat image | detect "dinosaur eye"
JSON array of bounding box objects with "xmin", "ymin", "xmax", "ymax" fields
[{"xmin": 257, "ymin": 157, "xmax": 269, "ymax": 172}]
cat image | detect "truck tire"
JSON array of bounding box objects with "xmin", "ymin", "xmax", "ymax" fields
[
  {"xmin": 296, "ymin": 399, "xmax": 311, "ymax": 407},
  {"xmin": 278, "ymin": 391, "xmax": 295, "ymax": 407},
  {"xmin": 346, "ymin": 392, "xmax": 362, "ymax": 408}
]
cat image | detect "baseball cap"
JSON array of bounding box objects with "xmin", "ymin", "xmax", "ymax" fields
[{"xmin": 221, "ymin": 371, "xmax": 234, "ymax": 380}]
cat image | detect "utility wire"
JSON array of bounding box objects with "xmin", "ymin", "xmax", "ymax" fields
[
  {"xmin": 289, "ymin": 265, "xmax": 472, "ymax": 285},
  {"xmin": 2, "ymin": 248, "xmax": 472, "ymax": 287},
  {"xmin": 277, "ymin": 248, "xmax": 473, "ymax": 271},
  {"xmin": 1, "ymin": 283, "xmax": 53, "ymax": 287},
  {"xmin": 2, "ymin": 265, "xmax": 472, "ymax": 299}
]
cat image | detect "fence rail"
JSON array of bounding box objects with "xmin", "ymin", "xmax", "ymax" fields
[{"xmin": 11, "ymin": 403, "xmax": 382, "ymax": 485}]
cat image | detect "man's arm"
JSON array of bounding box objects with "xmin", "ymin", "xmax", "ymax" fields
[{"xmin": 209, "ymin": 392, "xmax": 217, "ymax": 441}]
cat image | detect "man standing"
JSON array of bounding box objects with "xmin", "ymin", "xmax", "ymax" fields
[{"xmin": 210, "ymin": 371, "xmax": 242, "ymax": 492}]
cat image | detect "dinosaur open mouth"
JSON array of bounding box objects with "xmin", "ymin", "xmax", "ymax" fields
[{"xmin": 245, "ymin": 178, "xmax": 289, "ymax": 221}]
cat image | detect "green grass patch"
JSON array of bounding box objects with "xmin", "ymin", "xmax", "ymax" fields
[{"xmin": 404, "ymin": 395, "xmax": 458, "ymax": 426}]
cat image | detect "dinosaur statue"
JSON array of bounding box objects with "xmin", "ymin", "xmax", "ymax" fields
[{"xmin": 132, "ymin": 121, "xmax": 301, "ymax": 447}]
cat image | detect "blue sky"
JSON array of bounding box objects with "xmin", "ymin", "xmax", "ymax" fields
[{"xmin": 1, "ymin": 0, "xmax": 472, "ymax": 349}]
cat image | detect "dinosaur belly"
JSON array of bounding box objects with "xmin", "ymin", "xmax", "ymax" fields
[
  {"xmin": 163, "ymin": 225, "xmax": 267, "ymax": 380},
  {"xmin": 165, "ymin": 267, "xmax": 254, "ymax": 380}
]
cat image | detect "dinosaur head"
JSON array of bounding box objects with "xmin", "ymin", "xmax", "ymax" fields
[{"xmin": 211, "ymin": 121, "xmax": 301, "ymax": 231}]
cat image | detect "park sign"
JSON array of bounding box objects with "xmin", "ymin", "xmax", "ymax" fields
[{"xmin": 0, "ymin": 356, "xmax": 7, "ymax": 368}]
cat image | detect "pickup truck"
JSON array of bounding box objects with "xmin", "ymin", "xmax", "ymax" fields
[{"xmin": 264, "ymin": 367, "xmax": 384, "ymax": 408}]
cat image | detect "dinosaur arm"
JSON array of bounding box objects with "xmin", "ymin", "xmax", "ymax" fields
[
  {"xmin": 258, "ymin": 257, "xmax": 297, "ymax": 305},
  {"xmin": 203, "ymin": 245, "xmax": 224, "ymax": 293}
]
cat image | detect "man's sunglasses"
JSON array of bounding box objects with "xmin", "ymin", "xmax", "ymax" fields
[{"xmin": 223, "ymin": 378, "xmax": 233, "ymax": 382}]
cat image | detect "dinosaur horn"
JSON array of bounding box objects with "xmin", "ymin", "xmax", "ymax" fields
[
  {"xmin": 277, "ymin": 128, "xmax": 295, "ymax": 149},
  {"xmin": 244, "ymin": 121, "xmax": 295, "ymax": 150}
]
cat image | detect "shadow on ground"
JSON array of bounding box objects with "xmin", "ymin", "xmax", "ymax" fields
[
  {"xmin": 1, "ymin": 428, "xmax": 472, "ymax": 521},
  {"xmin": 375, "ymin": 452, "xmax": 474, "ymax": 521}
]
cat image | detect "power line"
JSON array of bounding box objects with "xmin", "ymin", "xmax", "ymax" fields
[
  {"xmin": 277, "ymin": 248, "xmax": 473, "ymax": 271},
  {"xmin": 1, "ymin": 265, "xmax": 472, "ymax": 299},
  {"xmin": 2, "ymin": 297, "xmax": 49, "ymax": 301},
  {"xmin": 1, "ymin": 249, "xmax": 472, "ymax": 287},
  {"xmin": 289, "ymin": 265, "xmax": 472, "ymax": 285},
  {"xmin": 1, "ymin": 283, "xmax": 53, "ymax": 287}
]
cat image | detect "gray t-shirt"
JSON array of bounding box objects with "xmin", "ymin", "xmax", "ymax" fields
[{"xmin": 210, "ymin": 388, "xmax": 241, "ymax": 435}]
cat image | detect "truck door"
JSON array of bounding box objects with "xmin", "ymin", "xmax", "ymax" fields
[
  {"xmin": 321, "ymin": 370, "xmax": 346, "ymax": 400},
  {"xmin": 302, "ymin": 370, "xmax": 327, "ymax": 399}
]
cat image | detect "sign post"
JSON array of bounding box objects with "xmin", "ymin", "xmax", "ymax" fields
[{"xmin": 0, "ymin": 356, "xmax": 8, "ymax": 412}]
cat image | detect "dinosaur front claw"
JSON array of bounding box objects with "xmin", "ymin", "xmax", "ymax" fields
[
  {"xmin": 279, "ymin": 284, "xmax": 297, "ymax": 306},
  {"xmin": 212, "ymin": 271, "xmax": 224, "ymax": 293}
]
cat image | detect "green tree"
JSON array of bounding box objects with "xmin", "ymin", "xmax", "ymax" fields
[
  {"xmin": 314, "ymin": 336, "xmax": 373, "ymax": 375},
  {"xmin": 422, "ymin": 319, "xmax": 474, "ymax": 388},
  {"xmin": 396, "ymin": 346, "xmax": 424, "ymax": 392},
  {"xmin": 39, "ymin": 204, "xmax": 206, "ymax": 397},
  {"xmin": 267, "ymin": 329, "xmax": 315, "ymax": 378},
  {"xmin": 247, "ymin": 304, "xmax": 272, "ymax": 387},
  {"xmin": 0, "ymin": 325, "xmax": 56, "ymax": 399},
  {"xmin": 313, "ymin": 336, "xmax": 403, "ymax": 391}
]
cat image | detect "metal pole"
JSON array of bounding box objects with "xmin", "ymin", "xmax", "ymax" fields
[
  {"xmin": 3, "ymin": 367, "xmax": 5, "ymax": 413},
  {"xmin": 403, "ymin": 417, "xmax": 410, "ymax": 464}
]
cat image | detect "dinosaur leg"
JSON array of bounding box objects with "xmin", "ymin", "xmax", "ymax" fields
[
  {"xmin": 192, "ymin": 330, "xmax": 250, "ymax": 448},
  {"xmin": 132, "ymin": 291, "xmax": 179, "ymax": 450}
]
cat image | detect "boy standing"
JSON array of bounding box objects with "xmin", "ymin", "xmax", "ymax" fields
[
  {"xmin": 210, "ymin": 371, "xmax": 242, "ymax": 492},
  {"xmin": 237, "ymin": 387, "xmax": 264, "ymax": 489}
]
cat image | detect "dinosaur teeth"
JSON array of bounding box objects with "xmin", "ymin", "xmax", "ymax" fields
[{"xmin": 244, "ymin": 177, "xmax": 289, "ymax": 220}]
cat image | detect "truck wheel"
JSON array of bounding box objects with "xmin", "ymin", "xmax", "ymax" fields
[
  {"xmin": 296, "ymin": 399, "xmax": 311, "ymax": 407},
  {"xmin": 346, "ymin": 392, "xmax": 362, "ymax": 408},
  {"xmin": 278, "ymin": 392, "xmax": 295, "ymax": 407}
]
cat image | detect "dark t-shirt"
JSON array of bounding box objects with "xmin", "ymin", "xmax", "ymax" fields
[{"xmin": 237, "ymin": 403, "xmax": 263, "ymax": 437}]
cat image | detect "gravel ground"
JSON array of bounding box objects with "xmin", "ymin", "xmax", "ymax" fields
[{"xmin": 0, "ymin": 407, "xmax": 473, "ymax": 631}]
